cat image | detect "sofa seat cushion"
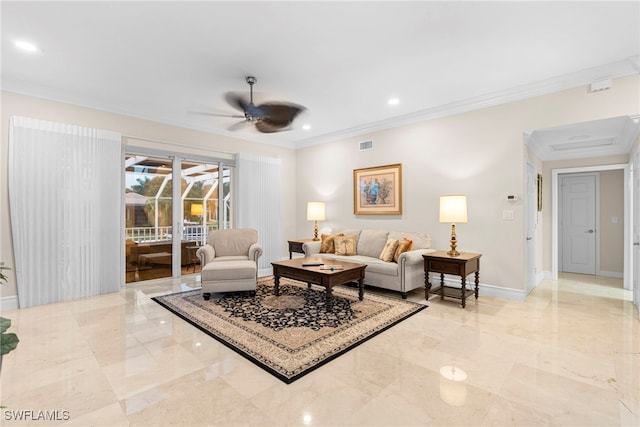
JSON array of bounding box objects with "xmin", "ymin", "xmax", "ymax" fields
[
  {"xmin": 360, "ymin": 257, "xmax": 399, "ymax": 276},
  {"xmin": 312, "ymin": 253, "xmax": 399, "ymax": 276},
  {"xmin": 212, "ymin": 255, "xmax": 250, "ymax": 262},
  {"xmin": 202, "ymin": 259, "xmax": 256, "ymax": 281}
]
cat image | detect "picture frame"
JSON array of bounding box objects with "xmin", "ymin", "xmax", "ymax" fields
[
  {"xmin": 353, "ymin": 163, "xmax": 402, "ymax": 215},
  {"xmin": 537, "ymin": 173, "xmax": 543, "ymax": 212}
]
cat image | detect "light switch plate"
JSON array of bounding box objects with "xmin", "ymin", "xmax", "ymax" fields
[{"xmin": 502, "ymin": 210, "xmax": 514, "ymax": 220}]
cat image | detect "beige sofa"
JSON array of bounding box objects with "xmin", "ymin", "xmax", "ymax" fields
[{"xmin": 302, "ymin": 229, "xmax": 435, "ymax": 299}]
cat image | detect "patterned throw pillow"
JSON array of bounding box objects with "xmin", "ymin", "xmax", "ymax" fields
[
  {"xmin": 379, "ymin": 238, "xmax": 399, "ymax": 262},
  {"xmin": 334, "ymin": 235, "xmax": 357, "ymax": 255},
  {"xmin": 320, "ymin": 233, "xmax": 343, "ymax": 253},
  {"xmin": 393, "ymin": 238, "xmax": 414, "ymax": 262}
]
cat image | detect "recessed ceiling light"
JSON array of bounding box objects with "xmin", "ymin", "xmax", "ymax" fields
[
  {"xmin": 388, "ymin": 98, "xmax": 400, "ymax": 106},
  {"xmin": 14, "ymin": 40, "xmax": 39, "ymax": 53},
  {"xmin": 302, "ymin": 124, "xmax": 311, "ymax": 130}
]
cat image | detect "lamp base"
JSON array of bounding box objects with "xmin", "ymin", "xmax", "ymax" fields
[
  {"xmin": 448, "ymin": 223, "xmax": 460, "ymax": 257},
  {"xmin": 312, "ymin": 221, "xmax": 320, "ymax": 241}
]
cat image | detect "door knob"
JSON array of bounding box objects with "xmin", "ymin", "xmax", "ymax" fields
[
  {"xmin": 634, "ymin": 242, "xmax": 640, "ymax": 246},
  {"xmin": 526, "ymin": 237, "xmax": 533, "ymax": 240},
  {"xmin": 585, "ymin": 229, "xmax": 594, "ymax": 233}
]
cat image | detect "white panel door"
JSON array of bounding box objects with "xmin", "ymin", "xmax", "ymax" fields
[{"xmin": 560, "ymin": 174, "xmax": 597, "ymax": 275}]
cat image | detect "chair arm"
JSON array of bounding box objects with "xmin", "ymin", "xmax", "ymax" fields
[
  {"xmin": 249, "ymin": 243, "xmax": 263, "ymax": 263},
  {"xmin": 196, "ymin": 244, "xmax": 215, "ymax": 266},
  {"xmin": 302, "ymin": 241, "xmax": 321, "ymax": 255}
]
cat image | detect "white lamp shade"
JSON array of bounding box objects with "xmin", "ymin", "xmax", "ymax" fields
[
  {"xmin": 439, "ymin": 195, "xmax": 468, "ymax": 223},
  {"xmin": 307, "ymin": 201, "xmax": 326, "ymax": 221}
]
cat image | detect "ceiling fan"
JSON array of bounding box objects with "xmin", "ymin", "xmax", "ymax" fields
[{"xmin": 216, "ymin": 76, "xmax": 306, "ymax": 133}]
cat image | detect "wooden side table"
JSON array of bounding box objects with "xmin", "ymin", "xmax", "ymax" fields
[
  {"xmin": 423, "ymin": 251, "xmax": 482, "ymax": 308},
  {"xmin": 287, "ymin": 239, "xmax": 315, "ymax": 259}
]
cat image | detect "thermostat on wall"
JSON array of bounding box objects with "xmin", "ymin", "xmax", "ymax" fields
[{"xmin": 506, "ymin": 195, "xmax": 518, "ymax": 202}]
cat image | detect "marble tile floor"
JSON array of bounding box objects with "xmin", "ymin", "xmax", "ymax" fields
[{"xmin": 1, "ymin": 273, "xmax": 638, "ymax": 426}]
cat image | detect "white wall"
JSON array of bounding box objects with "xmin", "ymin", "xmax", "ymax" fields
[
  {"xmin": 0, "ymin": 91, "xmax": 297, "ymax": 300},
  {"xmin": 295, "ymin": 75, "xmax": 640, "ymax": 296}
]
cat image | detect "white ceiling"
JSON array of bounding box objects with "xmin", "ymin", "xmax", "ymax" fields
[{"xmin": 2, "ymin": 1, "xmax": 639, "ymax": 153}]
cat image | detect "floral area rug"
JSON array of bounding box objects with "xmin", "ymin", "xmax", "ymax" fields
[{"xmin": 152, "ymin": 276, "xmax": 427, "ymax": 383}]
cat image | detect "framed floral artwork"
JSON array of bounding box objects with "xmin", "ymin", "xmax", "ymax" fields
[{"xmin": 353, "ymin": 163, "xmax": 402, "ymax": 215}]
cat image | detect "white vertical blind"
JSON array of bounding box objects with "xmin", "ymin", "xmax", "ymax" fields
[
  {"xmin": 237, "ymin": 153, "xmax": 282, "ymax": 269},
  {"xmin": 8, "ymin": 116, "xmax": 122, "ymax": 308}
]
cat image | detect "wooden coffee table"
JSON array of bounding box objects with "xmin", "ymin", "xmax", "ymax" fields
[{"xmin": 271, "ymin": 257, "xmax": 367, "ymax": 304}]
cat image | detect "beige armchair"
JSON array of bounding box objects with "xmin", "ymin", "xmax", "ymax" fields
[{"xmin": 196, "ymin": 228, "xmax": 263, "ymax": 300}]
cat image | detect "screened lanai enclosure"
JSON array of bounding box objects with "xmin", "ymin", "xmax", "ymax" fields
[{"xmin": 124, "ymin": 154, "xmax": 232, "ymax": 282}]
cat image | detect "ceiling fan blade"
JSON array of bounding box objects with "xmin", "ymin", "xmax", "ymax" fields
[
  {"xmin": 225, "ymin": 92, "xmax": 250, "ymax": 112},
  {"xmin": 227, "ymin": 120, "xmax": 251, "ymax": 132},
  {"xmin": 190, "ymin": 111, "xmax": 246, "ymax": 119},
  {"xmin": 259, "ymin": 103, "xmax": 306, "ymax": 126},
  {"xmin": 255, "ymin": 119, "xmax": 289, "ymax": 133}
]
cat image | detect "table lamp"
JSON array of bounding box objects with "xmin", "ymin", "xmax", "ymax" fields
[
  {"xmin": 439, "ymin": 195, "xmax": 467, "ymax": 257},
  {"xmin": 190, "ymin": 203, "xmax": 204, "ymax": 216},
  {"xmin": 307, "ymin": 201, "xmax": 326, "ymax": 241}
]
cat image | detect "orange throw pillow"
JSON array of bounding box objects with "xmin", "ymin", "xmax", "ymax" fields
[{"xmin": 393, "ymin": 238, "xmax": 413, "ymax": 262}]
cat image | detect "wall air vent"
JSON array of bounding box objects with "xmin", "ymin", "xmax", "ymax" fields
[
  {"xmin": 359, "ymin": 140, "xmax": 373, "ymax": 151},
  {"xmin": 590, "ymin": 79, "xmax": 612, "ymax": 92}
]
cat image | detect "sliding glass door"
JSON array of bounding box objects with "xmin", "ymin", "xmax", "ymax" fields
[
  {"xmin": 124, "ymin": 154, "xmax": 174, "ymax": 282},
  {"xmin": 124, "ymin": 152, "xmax": 233, "ymax": 283}
]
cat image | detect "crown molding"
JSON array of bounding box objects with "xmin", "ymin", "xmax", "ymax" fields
[{"xmin": 294, "ymin": 56, "xmax": 640, "ymax": 149}]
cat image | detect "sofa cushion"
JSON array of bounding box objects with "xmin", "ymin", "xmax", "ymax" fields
[
  {"xmin": 201, "ymin": 259, "xmax": 256, "ymax": 281},
  {"xmin": 358, "ymin": 257, "xmax": 399, "ymax": 276},
  {"xmin": 334, "ymin": 229, "xmax": 362, "ymax": 245},
  {"xmin": 357, "ymin": 229, "xmax": 389, "ymax": 258},
  {"xmin": 320, "ymin": 233, "xmax": 343, "ymax": 253},
  {"xmin": 313, "ymin": 254, "xmax": 399, "ymax": 276},
  {"xmin": 334, "ymin": 235, "xmax": 357, "ymax": 255},
  {"xmin": 393, "ymin": 238, "xmax": 413, "ymax": 262},
  {"xmin": 379, "ymin": 238, "xmax": 399, "ymax": 262},
  {"xmin": 388, "ymin": 231, "xmax": 431, "ymax": 250}
]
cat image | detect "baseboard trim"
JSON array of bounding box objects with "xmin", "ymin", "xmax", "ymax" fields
[
  {"xmin": 1, "ymin": 295, "xmax": 19, "ymax": 311},
  {"xmin": 438, "ymin": 277, "xmax": 525, "ymax": 302},
  {"xmin": 598, "ymin": 270, "xmax": 624, "ymax": 279}
]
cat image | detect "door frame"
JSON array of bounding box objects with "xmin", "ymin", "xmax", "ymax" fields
[
  {"xmin": 122, "ymin": 144, "xmax": 235, "ymax": 283},
  {"xmin": 525, "ymin": 160, "xmax": 539, "ymax": 294},
  {"xmin": 551, "ymin": 163, "xmax": 631, "ymax": 290}
]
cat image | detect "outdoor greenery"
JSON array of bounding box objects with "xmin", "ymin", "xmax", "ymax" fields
[{"xmin": 127, "ymin": 175, "xmax": 230, "ymax": 228}]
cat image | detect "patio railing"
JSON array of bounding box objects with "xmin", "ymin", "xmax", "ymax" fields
[{"xmin": 125, "ymin": 225, "xmax": 221, "ymax": 243}]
